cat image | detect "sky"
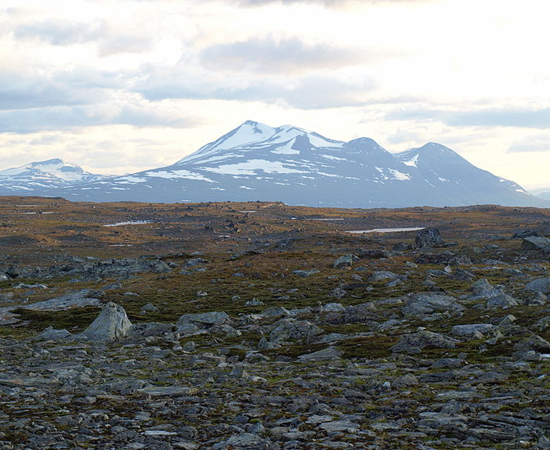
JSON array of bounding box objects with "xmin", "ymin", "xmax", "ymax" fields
[{"xmin": 1, "ymin": 0, "xmax": 549, "ymax": 189}]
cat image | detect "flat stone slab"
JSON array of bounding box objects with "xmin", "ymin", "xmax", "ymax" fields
[{"xmin": 138, "ymin": 386, "xmax": 198, "ymax": 397}]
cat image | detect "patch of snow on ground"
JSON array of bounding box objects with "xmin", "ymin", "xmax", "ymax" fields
[
  {"xmin": 348, "ymin": 227, "xmax": 425, "ymax": 234},
  {"xmin": 104, "ymin": 221, "xmax": 152, "ymax": 227}
]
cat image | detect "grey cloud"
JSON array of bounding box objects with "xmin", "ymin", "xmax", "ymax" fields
[
  {"xmin": 29, "ymin": 135, "xmax": 65, "ymax": 146},
  {"xmin": 200, "ymin": 36, "xmax": 365, "ymax": 74},
  {"xmin": 217, "ymin": 76, "xmax": 375, "ymax": 109},
  {"xmin": 387, "ymin": 107, "xmax": 550, "ymax": 129},
  {"xmin": 14, "ymin": 19, "xmax": 153, "ymax": 57},
  {"xmin": 446, "ymin": 109, "xmax": 550, "ymax": 129},
  {"xmin": 97, "ymin": 35, "xmax": 154, "ymax": 57},
  {"xmin": 232, "ymin": 0, "xmax": 433, "ymax": 6},
  {"xmin": 386, "ymin": 129, "xmax": 424, "ymax": 145},
  {"xmin": 508, "ymin": 140, "xmax": 550, "ymax": 153},
  {"xmin": 0, "ymin": 73, "xmax": 108, "ymax": 110},
  {"xmin": 0, "ymin": 104, "xmax": 196, "ymax": 134},
  {"xmin": 14, "ymin": 20, "xmax": 103, "ymax": 46},
  {"xmin": 138, "ymin": 71, "xmax": 375, "ymax": 109}
]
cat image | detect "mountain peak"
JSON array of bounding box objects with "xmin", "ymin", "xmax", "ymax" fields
[
  {"xmin": 2, "ymin": 121, "xmax": 540, "ymax": 208},
  {"xmin": 0, "ymin": 158, "xmax": 105, "ymax": 186}
]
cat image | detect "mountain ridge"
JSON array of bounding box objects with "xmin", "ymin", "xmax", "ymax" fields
[{"xmin": 0, "ymin": 120, "xmax": 546, "ymax": 208}]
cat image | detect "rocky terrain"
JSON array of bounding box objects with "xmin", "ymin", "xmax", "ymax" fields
[{"xmin": 2, "ymin": 197, "xmax": 550, "ymax": 449}]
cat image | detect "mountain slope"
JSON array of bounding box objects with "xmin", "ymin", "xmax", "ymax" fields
[
  {"xmin": 395, "ymin": 143, "xmax": 535, "ymax": 206},
  {"xmin": 0, "ymin": 122, "xmax": 546, "ymax": 208},
  {"xmin": 0, "ymin": 159, "xmax": 109, "ymax": 194}
]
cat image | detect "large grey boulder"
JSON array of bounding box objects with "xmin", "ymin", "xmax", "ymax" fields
[
  {"xmin": 80, "ymin": 302, "xmax": 132, "ymax": 341},
  {"xmin": 333, "ymin": 254, "xmax": 356, "ymax": 269},
  {"xmin": 392, "ymin": 330, "xmax": 459, "ymax": 354},
  {"xmin": 525, "ymin": 277, "xmax": 550, "ymax": 295},
  {"xmin": 402, "ymin": 293, "xmax": 463, "ymax": 317},
  {"xmin": 22, "ymin": 289, "xmax": 102, "ymax": 312},
  {"xmin": 415, "ymin": 228, "xmax": 444, "ymax": 248},
  {"xmin": 467, "ymin": 278, "xmax": 520, "ymax": 308},
  {"xmin": 214, "ymin": 432, "xmax": 271, "ymax": 450},
  {"xmin": 269, "ymin": 318, "xmax": 324, "ymax": 343},
  {"xmin": 37, "ymin": 326, "xmax": 72, "ymax": 341},
  {"xmin": 522, "ymin": 236, "xmax": 550, "ymax": 253},
  {"xmin": 486, "ymin": 292, "xmax": 519, "ymax": 308},
  {"xmin": 451, "ymin": 324, "xmax": 494, "ymax": 337},
  {"xmin": 176, "ymin": 311, "xmax": 230, "ymax": 326}
]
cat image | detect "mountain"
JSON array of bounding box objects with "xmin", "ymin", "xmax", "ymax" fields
[
  {"xmin": 0, "ymin": 159, "xmax": 109, "ymax": 194},
  {"xmin": 0, "ymin": 121, "xmax": 547, "ymax": 208},
  {"xmin": 530, "ymin": 188, "xmax": 550, "ymax": 201}
]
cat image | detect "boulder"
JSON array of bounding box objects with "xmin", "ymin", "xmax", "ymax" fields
[
  {"xmin": 292, "ymin": 269, "xmax": 320, "ymax": 277},
  {"xmin": 522, "ymin": 236, "xmax": 550, "ymax": 253},
  {"xmin": 486, "ymin": 292, "xmax": 519, "ymax": 308},
  {"xmin": 525, "ymin": 277, "xmax": 550, "ymax": 294},
  {"xmin": 392, "ymin": 330, "xmax": 459, "ymax": 354},
  {"xmin": 333, "ymin": 254, "xmax": 355, "ymax": 269},
  {"xmin": 467, "ymin": 279, "xmax": 520, "ymax": 307},
  {"xmin": 415, "ymin": 228, "xmax": 444, "ymax": 248},
  {"xmin": 37, "ymin": 326, "xmax": 72, "ymax": 341},
  {"xmin": 298, "ymin": 346, "xmax": 342, "ymax": 361},
  {"xmin": 80, "ymin": 302, "xmax": 132, "ymax": 341},
  {"xmin": 176, "ymin": 311, "xmax": 230, "ymax": 327},
  {"xmin": 402, "ymin": 293, "xmax": 463, "ymax": 317},
  {"xmin": 269, "ymin": 318, "xmax": 323, "ymax": 343},
  {"xmin": 451, "ymin": 324, "xmax": 494, "ymax": 337},
  {"xmin": 320, "ymin": 302, "xmax": 345, "ymax": 313},
  {"xmin": 513, "ymin": 229, "xmax": 539, "ymax": 239},
  {"xmin": 514, "ymin": 334, "xmax": 550, "ymax": 353},
  {"xmin": 22, "ymin": 289, "xmax": 102, "ymax": 312},
  {"xmin": 369, "ymin": 271, "xmax": 399, "ymax": 282},
  {"xmin": 260, "ymin": 306, "xmax": 291, "ymax": 319}
]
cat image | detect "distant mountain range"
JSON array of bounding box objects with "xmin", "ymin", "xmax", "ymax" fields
[{"xmin": 0, "ymin": 121, "xmax": 547, "ymax": 208}]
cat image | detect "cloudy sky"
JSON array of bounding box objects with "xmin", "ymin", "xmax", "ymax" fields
[{"xmin": 1, "ymin": 0, "xmax": 549, "ymax": 189}]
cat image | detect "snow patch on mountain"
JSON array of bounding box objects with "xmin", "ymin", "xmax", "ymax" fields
[
  {"xmin": 145, "ymin": 170, "xmax": 216, "ymax": 183},
  {"xmin": 402, "ymin": 154, "xmax": 419, "ymax": 168},
  {"xmin": 203, "ymin": 160, "xmax": 308, "ymax": 176}
]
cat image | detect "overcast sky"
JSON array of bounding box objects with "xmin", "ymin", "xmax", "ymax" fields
[{"xmin": 1, "ymin": 0, "xmax": 549, "ymax": 189}]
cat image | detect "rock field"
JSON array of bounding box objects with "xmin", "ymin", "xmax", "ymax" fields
[{"xmin": 1, "ymin": 198, "xmax": 550, "ymax": 449}]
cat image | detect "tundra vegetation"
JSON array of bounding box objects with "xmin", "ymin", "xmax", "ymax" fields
[{"xmin": 1, "ymin": 197, "xmax": 550, "ymax": 449}]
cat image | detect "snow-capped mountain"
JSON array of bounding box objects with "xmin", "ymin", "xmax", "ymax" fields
[
  {"xmin": 0, "ymin": 122, "xmax": 546, "ymax": 208},
  {"xmin": 0, "ymin": 159, "xmax": 109, "ymax": 193}
]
